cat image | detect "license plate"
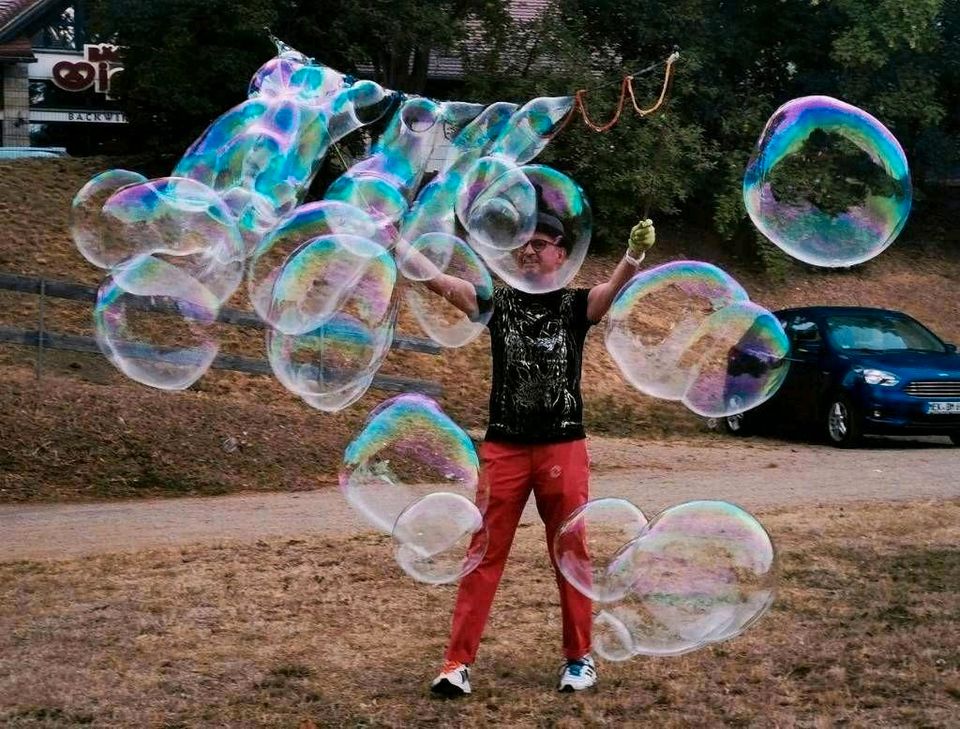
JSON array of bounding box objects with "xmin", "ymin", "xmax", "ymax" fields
[{"xmin": 926, "ymin": 401, "xmax": 960, "ymax": 414}]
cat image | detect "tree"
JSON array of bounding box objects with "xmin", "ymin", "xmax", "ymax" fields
[
  {"xmin": 89, "ymin": 0, "xmax": 511, "ymax": 152},
  {"xmin": 89, "ymin": 0, "xmax": 279, "ymax": 154},
  {"xmin": 276, "ymin": 0, "xmax": 510, "ymax": 93}
]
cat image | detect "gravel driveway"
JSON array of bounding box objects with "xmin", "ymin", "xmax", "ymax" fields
[{"xmin": 2, "ymin": 435, "xmax": 957, "ymax": 561}]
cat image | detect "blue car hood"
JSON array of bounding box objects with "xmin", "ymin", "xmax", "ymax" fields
[{"xmin": 853, "ymin": 350, "xmax": 960, "ymax": 378}]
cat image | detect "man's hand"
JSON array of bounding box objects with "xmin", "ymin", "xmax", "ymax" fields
[{"xmin": 627, "ymin": 219, "xmax": 656, "ymax": 262}]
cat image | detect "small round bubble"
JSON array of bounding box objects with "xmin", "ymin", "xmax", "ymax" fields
[
  {"xmin": 744, "ymin": 95, "xmax": 911, "ymax": 267},
  {"xmin": 554, "ymin": 498, "xmax": 648, "ymax": 604},
  {"xmin": 393, "ymin": 492, "xmax": 487, "ymax": 585},
  {"xmin": 456, "ymin": 157, "xmax": 536, "ymax": 252}
]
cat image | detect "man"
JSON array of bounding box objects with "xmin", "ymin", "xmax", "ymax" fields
[{"xmin": 419, "ymin": 212, "xmax": 655, "ymax": 696}]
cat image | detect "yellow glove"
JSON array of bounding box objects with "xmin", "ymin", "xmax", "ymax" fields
[{"xmin": 627, "ymin": 219, "xmax": 655, "ymax": 264}]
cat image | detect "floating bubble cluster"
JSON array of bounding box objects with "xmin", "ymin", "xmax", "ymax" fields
[
  {"xmin": 71, "ymin": 41, "xmax": 591, "ymax": 397},
  {"xmin": 605, "ymin": 261, "xmax": 790, "ymax": 417},
  {"xmin": 744, "ymin": 95, "xmax": 912, "ymax": 268},
  {"xmin": 340, "ymin": 394, "xmax": 486, "ymax": 583},
  {"xmin": 555, "ymin": 498, "xmax": 777, "ymax": 661}
]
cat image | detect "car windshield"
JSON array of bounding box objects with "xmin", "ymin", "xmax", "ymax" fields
[{"xmin": 824, "ymin": 314, "xmax": 946, "ymax": 353}]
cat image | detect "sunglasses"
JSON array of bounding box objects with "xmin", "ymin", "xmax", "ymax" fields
[{"xmin": 520, "ymin": 236, "xmax": 564, "ymax": 253}]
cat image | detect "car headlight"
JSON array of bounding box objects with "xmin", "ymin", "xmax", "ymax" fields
[{"xmin": 859, "ymin": 368, "xmax": 900, "ymax": 386}]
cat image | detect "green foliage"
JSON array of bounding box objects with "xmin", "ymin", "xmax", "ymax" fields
[
  {"xmin": 768, "ymin": 130, "xmax": 903, "ymax": 216},
  {"xmin": 88, "ymin": 0, "xmax": 279, "ymax": 153},
  {"xmin": 465, "ymin": 0, "xmax": 959, "ymax": 265},
  {"xmin": 275, "ymin": 0, "xmax": 509, "ymax": 91},
  {"xmin": 91, "ymin": 0, "xmax": 960, "ymax": 266}
]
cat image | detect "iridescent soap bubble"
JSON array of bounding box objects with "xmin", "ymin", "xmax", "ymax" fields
[
  {"xmin": 469, "ymin": 165, "xmax": 591, "ymax": 294},
  {"xmin": 456, "ymin": 157, "xmax": 536, "ymax": 251},
  {"xmin": 94, "ymin": 262, "xmax": 221, "ymax": 391},
  {"xmin": 248, "ymin": 50, "xmax": 344, "ymax": 105},
  {"xmin": 393, "ymin": 492, "xmax": 487, "ymax": 585},
  {"xmin": 340, "ymin": 394, "xmax": 482, "ymax": 535},
  {"xmin": 247, "ymin": 201, "xmax": 380, "ymax": 326},
  {"xmin": 621, "ymin": 500, "xmax": 777, "ymax": 653},
  {"xmin": 487, "ymin": 96, "xmax": 575, "ymax": 165},
  {"xmin": 99, "ymin": 176, "xmax": 244, "ymax": 266},
  {"xmin": 265, "ymin": 233, "xmax": 396, "ymax": 336},
  {"xmin": 681, "ymin": 301, "xmax": 791, "ymax": 418},
  {"xmin": 71, "ymin": 169, "xmax": 149, "ymax": 269},
  {"xmin": 744, "ymin": 95, "xmax": 911, "ymax": 267},
  {"xmin": 266, "ymin": 308, "xmax": 396, "ymax": 412},
  {"xmin": 555, "ymin": 498, "xmax": 648, "ymax": 604},
  {"xmin": 400, "ymin": 233, "xmax": 494, "ymax": 348},
  {"xmin": 605, "ymin": 261, "xmax": 749, "ymax": 401},
  {"xmin": 592, "ymin": 607, "xmax": 637, "ymax": 662},
  {"xmin": 325, "ymin": 97, "xmax": 444, "ymax": 234}
]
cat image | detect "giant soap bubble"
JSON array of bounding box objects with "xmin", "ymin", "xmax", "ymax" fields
[
  {"xmin": 605, "ymin": 261, "xmax": 789, "ymax": 418},
  {"xmin": 467, "ymin": 164, "xmax": 591, "ymax": 294},
  {"xmin": 744, "ymin": 95, "xmax": 911, "ymax": 268},
  {"xmin": 94, "ymin": 265, "xmax": 221, "ymax": 391},
  {"xmin": 69, "ymin": 40, "xmax": 596, "ymax": 402},
  {"xmin": 574, "ymin": 498, "xmax": 777, "ymax": 661},
  {"xmin": 622, "ymin": 500, "xmax": 777, "ymax": 653},
  {"xmin": 340, "ymin": 394, "xmax": 484, "ymax": 534},
  {"xmin": 398, "ymin": 233, "xmax": 494, "ymax": 347}
]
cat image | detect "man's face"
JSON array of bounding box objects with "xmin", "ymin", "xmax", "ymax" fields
[{"xmin": 513, "ymin": 231, "xmax": 567, "ymax": 278}]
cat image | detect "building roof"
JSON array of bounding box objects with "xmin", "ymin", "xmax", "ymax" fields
[
  {"xmin": 0, "ymin": 0, "xmax": 61, "ymax": 42},
  {"xmin": 427, "ymin": 0, "xmax": 552, "ymax": 80},
  {"xmin": 0, "ymin": 34, "xmax": 34, "ymax": 61}
]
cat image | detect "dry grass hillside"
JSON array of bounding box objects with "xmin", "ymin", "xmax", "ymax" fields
[{"xmin": 1, "ymin": 157, "xmax": 958, "ymax": 502}]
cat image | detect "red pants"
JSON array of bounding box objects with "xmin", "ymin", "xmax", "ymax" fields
[{"xmin": 445, "ymin": 439, "xmax": 592, "ymax": 664}]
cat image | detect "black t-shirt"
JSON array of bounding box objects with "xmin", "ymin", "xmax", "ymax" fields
[{"xmin": 481, "ymin": 286, "xmax": 595, "ymax": 444}]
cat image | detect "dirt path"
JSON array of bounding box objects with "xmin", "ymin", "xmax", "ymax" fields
[{"xmin": 2, "ymin": 436, "xmax": 957, "ymax": 561}]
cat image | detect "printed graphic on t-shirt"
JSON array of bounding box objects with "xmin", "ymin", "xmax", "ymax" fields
[{"xmin": 486, "ymin": 288, "xmax": 591, "ymax": 442}]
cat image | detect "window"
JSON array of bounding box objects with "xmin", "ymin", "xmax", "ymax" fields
[
  {"xmin": 33, "ymin": 6, "xmax": 77, "ymax": 50},
  {"xmin": 781, "ymin": 315, "xmax": 822, "ymax": 346},
  {"xmin": 824, "ymin": 314, "xmax": 946, "ymax": 353}
]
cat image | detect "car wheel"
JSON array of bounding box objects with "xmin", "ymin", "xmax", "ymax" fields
[
  {"xmin": 722, "ymin": 411, "xmax": 753, "ymax": 436},
  {"xmin": 824, "ymin": 395, "xmax": 863, "ymax": 448},
  {"xmin": 950, "ymin": 434, "xmax": 960, "ymax": 446}
]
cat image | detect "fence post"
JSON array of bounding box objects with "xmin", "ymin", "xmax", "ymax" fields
[{"xmin": 36, "ymin": 278, "xmax": 45, "ymax": 380}]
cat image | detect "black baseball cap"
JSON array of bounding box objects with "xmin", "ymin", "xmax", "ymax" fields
[{"xmin": 534, "ymin": 212, "xmax": 565, "ymax": 239}]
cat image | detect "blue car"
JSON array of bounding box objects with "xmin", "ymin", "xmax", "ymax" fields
[{"xmin": 722, "ymin": 306, "xmax": 960, "ymax": 447}]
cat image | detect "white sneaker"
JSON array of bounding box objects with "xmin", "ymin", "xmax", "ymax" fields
[
  {"xmin": 430, "ymin": 660, "xmax": 472, "ymax": 697},
  {"xmin": 557, "ymin": 655, "xmax": 597, "ymax": 692}
]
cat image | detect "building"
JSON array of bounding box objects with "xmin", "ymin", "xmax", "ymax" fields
[{"xmin": 0, "ymin": 0, "xmax": 125, "ymax": 153}]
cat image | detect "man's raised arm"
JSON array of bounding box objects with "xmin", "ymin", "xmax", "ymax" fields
[{"xmin": 586, "ymin": 219, "xmax": 656, "ymax": 323}]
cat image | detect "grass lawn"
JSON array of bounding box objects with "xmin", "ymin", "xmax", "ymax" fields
[{"xmin": 1, "ymin": 500, "xmax": 957, "ymax": 727}]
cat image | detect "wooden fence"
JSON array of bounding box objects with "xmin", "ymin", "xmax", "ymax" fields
[{"xmin": 0, "ymin": 271, "xmax": 443, "ymax": 396}]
